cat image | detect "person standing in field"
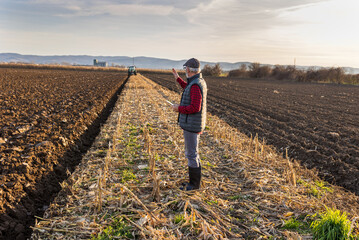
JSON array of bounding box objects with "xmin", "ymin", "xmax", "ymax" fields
[{"xmin": 171, "ymin": 58, "xmax": 207, "ymax": 190}]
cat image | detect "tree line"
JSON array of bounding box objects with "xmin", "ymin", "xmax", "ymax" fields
[{"xmin": 201, "ymin": 63, "xmax": 359, "ymax": 85}]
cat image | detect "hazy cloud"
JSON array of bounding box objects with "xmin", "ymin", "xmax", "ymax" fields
[
  {"xmin": 58, "ymin": 4, "xmax": 175, "ymax": 17},
  {"xmin": 183, "ymin": 0, "xmax": 330, "ymax": 35},
  {"xmin": 24, "ymin": 0, "xmax": 175, "ymax": 17},
  {"xmin": 2, "ymin": 0, "xmax": 358, "ymax": 67}
]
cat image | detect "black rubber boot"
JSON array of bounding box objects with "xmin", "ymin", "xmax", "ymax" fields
[
  {"xmin": 181, "ymin": 167, "xmax": 201, "ymax": 191},
  {"xmin": 189, "ymin": 166, "xmax": 201, "ymax": 189}
]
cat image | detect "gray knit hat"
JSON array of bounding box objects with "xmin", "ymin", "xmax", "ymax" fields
[{"xmin": 183, "ymin": 58, "xmax": 200, "ymax": 68}]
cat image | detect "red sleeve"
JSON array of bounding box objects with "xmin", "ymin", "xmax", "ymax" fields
[
  {"xmin": 177, "ymin": 77, "xmax": 187, "ymax": 89},
  {"xmin": 178, "ymin": 85, "xmax": 202, "ymax": 114}
]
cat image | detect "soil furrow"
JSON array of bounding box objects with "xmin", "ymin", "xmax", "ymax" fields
[{"xmin": 0, "ymin": 67, "xmax": 128, "ymax": 240}]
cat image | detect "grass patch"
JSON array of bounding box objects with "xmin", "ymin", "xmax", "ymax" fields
[
  {"xmin": 153, "ymin": 153, "xmax": 165, "ymax": 162},
  {"xmin": 205, "ymin": 161, "xmax": 216, "ymax": 168},
  {"xmin": 174, "ymin": 214, "xmax": 185, "ymax": 224},
  {"xmin": 117, "ymin": 169, "xmax": 138, "ymax": 183},
  {"xmin": 314, "ymin": 180, "xmax": 333, "ymax": 193},
  {"xmin": 206, "ymin": 200, "xmax": 218, "ymax": 205},
  {"xmin": 311, "ymin": 208, "xmax": 357, "ymax": 240},
  {"xmin": 297, "ymin": 178, "xmax": 333, "ymax": 198},
  {"xmin": 129, "ymin": 125, "xmax": 139, "ymax": 135},
  {"xmin": 228, "ymin": 194, "xmax": 253, "ymax": 201},
  {"xmin": 92, "ymin": 217, "xmax": 134, "ymax": 239},
  {"xmin": 281, "ymin": 216, "xmax": 312, "ymax": 234},
  {"xmin": 228, "ymin": 195, "xmax": 241, "ymax": 201}
]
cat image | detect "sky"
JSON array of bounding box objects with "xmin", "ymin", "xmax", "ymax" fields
[{"xmin": 1, "ymin": 0, "xmax": 359, "ymax": 68}]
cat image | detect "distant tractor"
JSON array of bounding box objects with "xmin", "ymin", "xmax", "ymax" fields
[{"xmin": 128, "ymin": 66, "xmax": 137, "ymax": 77}]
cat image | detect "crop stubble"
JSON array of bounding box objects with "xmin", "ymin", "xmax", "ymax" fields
[
  {"xmin": 0, "ymin": 67, "xmax": 127, "ymax": 239},
  {"xmin": 142, "ymin": 72, "xmax": 359, "ymax": 194},
  {"xmin": 32, "ymin": 75, "xmax": 359, "ymax": 239}
]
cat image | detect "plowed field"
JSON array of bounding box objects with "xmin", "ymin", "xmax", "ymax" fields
[
  {"xmin": 142, "ymin": 72, "xmax": 359, "ymax": 194},
  {"xmin": 0, "ymin": 66, "xmax": 127, "ymax": 239}
]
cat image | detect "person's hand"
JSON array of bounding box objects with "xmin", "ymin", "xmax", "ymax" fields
[
  {"xmin": 172, "ymin": 104, "xmax": 179, "ymax": 112},
  {"xmin": 172, "ymin": 68, "xmax": 180, "ymax": 80}
]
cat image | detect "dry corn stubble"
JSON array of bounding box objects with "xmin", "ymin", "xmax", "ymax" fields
[{"xmin": 32, "ymin": 75, "xmax": 359, "ymax": 240}]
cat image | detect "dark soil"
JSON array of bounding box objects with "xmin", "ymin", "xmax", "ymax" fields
[
  {"xmin": 143, "ymin": 72, "xmax": 359, "ymax": 195},
  {"xmin": 0, "ymin": 67, "xmax": 128, "ymax": 240}
]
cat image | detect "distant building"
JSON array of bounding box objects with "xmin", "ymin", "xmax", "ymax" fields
[{"xmin": 93, "ymin": 59, "xmax": 108, "ymax": 67}]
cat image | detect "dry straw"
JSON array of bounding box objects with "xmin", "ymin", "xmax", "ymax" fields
[{"xmin": 32, "ymin": 74, "xmax": 359, "ymax": 239}]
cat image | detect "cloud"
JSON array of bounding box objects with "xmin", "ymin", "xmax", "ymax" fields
[
  {"xmin": 25, "ymin": 0, "xmax": 175, "ymax": 17},
  {"xmin": 4, "ymin": 0, "xmax": 359, "ymax": 68},
  {"xmin": 60, "ymin": 4, "xmax": 174, "ymax": 17},
  {"xmin": 183, "ymin": 0, "xmax": 329, "ymax": 36}
]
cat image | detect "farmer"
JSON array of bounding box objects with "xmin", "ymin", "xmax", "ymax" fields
[{"xmin": 171, "ymin": 58, "xmax": 207, "ymax": 191}]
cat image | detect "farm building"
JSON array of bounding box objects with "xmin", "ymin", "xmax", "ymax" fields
[{"xmin": 93, "ymin": 59, "xmax": 108, "ymax": 67}]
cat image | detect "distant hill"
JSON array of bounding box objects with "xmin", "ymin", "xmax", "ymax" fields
[
  {"xmin": 0, "ymin": 53, "xmax": 249, "ymax": 71},
  {"xmin": 1, "ymin": 53, "xmax": 358, "ymax": 74}
]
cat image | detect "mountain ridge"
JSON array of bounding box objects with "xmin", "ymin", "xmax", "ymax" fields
[{"xmin": 1, "ymin": 53, "xmax": 359, "ymax": 74}]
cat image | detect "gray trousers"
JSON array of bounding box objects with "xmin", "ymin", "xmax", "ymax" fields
[{"xmin": 183, "ymin": 130, "xmax": 201, "ymax": 168}]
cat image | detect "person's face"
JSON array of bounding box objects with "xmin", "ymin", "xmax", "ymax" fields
[{"xmin": 185, "ymin": 67, "xmax": 190, "ymax": 78}]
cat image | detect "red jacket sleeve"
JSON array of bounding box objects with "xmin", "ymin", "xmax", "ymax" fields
[
  {"xmin": 178, "ymin": 85, "xmax": 202, "ymax": 114},
  {"xmin": 177, "ymin": 77, "xmax": 187, "ymax": 89}
]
